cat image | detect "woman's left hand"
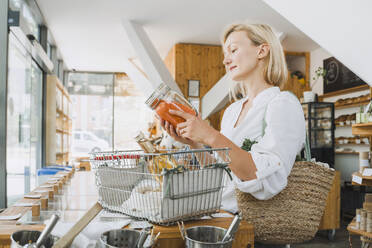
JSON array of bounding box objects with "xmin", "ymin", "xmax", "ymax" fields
[{"xmin": 169, "ymin": 109, "xmax": 218, "ymax": 145}]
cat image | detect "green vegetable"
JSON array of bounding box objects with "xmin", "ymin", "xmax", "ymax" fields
[{"xmin": 241, "ymin": 138, "xmax": 258, "ymax": 152}]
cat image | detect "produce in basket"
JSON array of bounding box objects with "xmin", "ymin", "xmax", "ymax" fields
[{"xmin": 148, "ymin": 155, "xmax": 177, "ymax": 183}]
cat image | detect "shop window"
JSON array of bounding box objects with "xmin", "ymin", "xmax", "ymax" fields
[
  {"xmin": 68, "ymin": 72, "xmax": 114, "ymax": 158},
  {"xmin": 6, "ymin": 32, "xmax": 42, "ymax": 206},
  {"xmin": 67, "ymin": 72, "xmax": 155, "ymax": 160},
  {"xmin": 113, "ymin": 73, "xmax": 154, "ymax": 150}
]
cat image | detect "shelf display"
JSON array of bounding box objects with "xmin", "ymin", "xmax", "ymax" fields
[
  {"xmin": 46, "ymin": 75, "xmax": 72, "ymax": 166},
  {"xmin": 335, "ymin": 113, "xmax": 356, "ymax": 126},
  {"xmin": 56, "ymin": 88, "xmax": 62, "ymax": 111},
  {"xmin": 334, "ymin": 94, "xmax": 370, "ymax": 109},
  {"xmin": 335, "ymin": 136, "xmax": 369, "ymax": 145},
  {"xmin": 302, "ymin": 102, "xmax": 335, "ymax": 167},
  {"xmin": 56, "ymin": 132, "xmax": 62, "ymax": 154}
]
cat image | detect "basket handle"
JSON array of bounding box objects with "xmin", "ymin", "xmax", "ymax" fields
[
  {"xmin": 177, "ymin": 221, "xmax": 186, "ymax": 240},
  {"xmin": 304, "ymin": 133, "xmax": 311, "ymax": 162},
  {"xmin": 94, "ymin": 154, "xmax": 141, "ymax": 160}
]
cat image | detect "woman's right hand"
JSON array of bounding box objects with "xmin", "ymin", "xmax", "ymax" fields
[{"xmin": 160, "ymin": 118, "xmax": 196, "ymax": 146}]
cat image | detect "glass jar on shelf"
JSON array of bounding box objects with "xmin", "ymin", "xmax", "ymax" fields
[{"xmin": 145, "ymin": 83, "xmax": 197, "ymax": 127}]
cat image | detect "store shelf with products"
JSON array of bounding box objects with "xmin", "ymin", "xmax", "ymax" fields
[
  {"xmin": 336, "ymin": 124, "xmax": 353, "ymax": 127},
  {"xmin": 335, "ymin": 136, "xmax": 370, "ymax": 146},
  {"xmin": 319, "ymin": 85, "xmax": 370, "ymax": 101},
  {"xmin": 347, "ymin": 174, "xmax": 372, "ymax": 240},
  {"xmin": 331, "ymin": 90, "xmax": 370, "ymax": 109},
  {"xmin": 302, "ymin": 102, "xmax": 335, "ymax": 167},
  {"xmin": 320, "ymin": 86, "xmax": 371, "ymax": 158},
  {"xmin": 335, "ymin": 99, "xmax": 370, "ymax": 110},
  {"xmin": 348, "ymin": 218, "xmax": 372, "ymax": 239},
  {"xmin": 335, "ymin": 113, "xmax": 356, "ymax": 127},
  {"xmin": 336, "ymin": 144, "xmax": 369, "ymax": 146},
  {"xmin": 324, "ymin": 86, "xmax": 372, "ymax": 242},
  {"xmin": 46, "ymin": 75, "xmax": 72, "ymax": 166},
  {"xmin": 335, "ymin": 151, "xmax": 359, "ymax": 155}
]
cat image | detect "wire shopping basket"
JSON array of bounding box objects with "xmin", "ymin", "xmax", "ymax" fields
[{"xmin": 89, "ymin": 148, "xmax": 231, "ymax": 225}]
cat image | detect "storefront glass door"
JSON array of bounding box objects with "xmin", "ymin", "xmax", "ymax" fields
[
  {"xmin": 30, "ymin": 61, "xmax": 42, "ymax": 190},
  {"xmin": 6, "ymin": 31, "xmax": 42, "ymax": 206}
]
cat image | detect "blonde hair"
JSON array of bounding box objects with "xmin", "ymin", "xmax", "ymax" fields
[{"xmin": 222, "ymin": 22, "xmax": 288, "ymax": 100}]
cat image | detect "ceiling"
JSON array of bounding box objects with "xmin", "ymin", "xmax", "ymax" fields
[{"xmin": 36, "ymin": 0, "xmax": 320, "ymax": 72}]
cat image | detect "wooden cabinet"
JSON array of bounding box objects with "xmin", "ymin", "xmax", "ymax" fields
[
  {"xmin": 46, "ymin": 75, "xmax": 72, "ymax": 165},
  {"xmin": 282, "ymin": 51, "xmax": 311, "ymax": 99},
  {"xmin": 164, "ymin": 43, "xmax": 226, "ymax": 130},
  {"xmin": 319, "ymin": 171, "xmax": 341, "ymax": 231}
]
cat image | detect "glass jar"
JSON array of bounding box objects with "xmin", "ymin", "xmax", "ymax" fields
[
  {"xmin": 145, "ymin": 83, "xmax": 197, "ymax": 127},
  {"xmin": 134, "ymin": 131, "xmax": 157, "ymax": 153}
]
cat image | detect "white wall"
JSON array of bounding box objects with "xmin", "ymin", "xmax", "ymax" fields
[
  {"xmin": 310, "ymin": 47, "xmax": 332, "ymax": 95},
  {"xmin": 263, "ymin": 0, "xmax": 372, "ymax": 85}
]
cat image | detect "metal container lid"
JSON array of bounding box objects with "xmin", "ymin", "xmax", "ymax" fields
[{"xmin": 145, "ymin": 83, "xmax": 171, "ymax": 109}]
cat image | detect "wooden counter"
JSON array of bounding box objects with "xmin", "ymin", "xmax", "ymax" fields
[
  {"xmin": 347, "ymin": 218, "xmax": 372, "ymax": 238},
  {"xmin": 347, "ymin": 171, "xmax": 372, "ymax": 245},
  {"xmin": 0, "ymin": 167, "xmax": 343, "ymax": 247},
  {"xmin": 318, "ymin": 170, "xmax": 341, "ymax": 231},
  {"xmin": 352, "ymin": 172, "xmax": 372, "ymax": 186},
  {"xmin": 0, "ymin": 170, "xmax": 254, "ymax": 247},
  {"xmin": 152, "ymin": 216, "xmax": 254, "ymax": 248},
  {"xmin": 352, "ymin": 123, "xmax": 372, "ymax": 136},
  {"xmin": 0, "ymin": 170, "xmax": 98, "ymax": 247}
]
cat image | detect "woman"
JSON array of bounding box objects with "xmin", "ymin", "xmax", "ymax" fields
[{"xmin": 160, "ymin": 22, "xmax": 306, "ymax": 214}]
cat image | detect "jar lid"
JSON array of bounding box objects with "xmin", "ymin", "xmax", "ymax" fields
[
  {"xmin": 145, "ymin": 83, "xmax": 171, "ymax": 109},
  {"xmin": 134, "ymin": 131, "xmax": 145, "ymax": 142}
]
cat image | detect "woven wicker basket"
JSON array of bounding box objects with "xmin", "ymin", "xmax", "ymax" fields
[{"xmin": 235, "ymin": 161, "xmax": 335, "ymax": 245}]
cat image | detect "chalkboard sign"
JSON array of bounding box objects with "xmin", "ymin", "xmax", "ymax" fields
[{"xmin": 323, "ymin": 57, "xmax": 366, "ymax": 93}]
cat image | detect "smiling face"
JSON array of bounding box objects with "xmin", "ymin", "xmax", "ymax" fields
[{"xmin": 223, "ymin": 31, "xmax": 261, "ymax": 81}]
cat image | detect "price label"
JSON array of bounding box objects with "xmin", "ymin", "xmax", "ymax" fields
[
  {"xmin": 24, "ymin": 194, "xmax": 42, "ymax": 199},
  {"xmin": 0, "ymin": 213, "xmax": 21, "ymax": 220},
  {"xmin": 363, "ymin": 168, "xmax": 372, "ymax": 176},
  {"xmin": 352, "ymin": 175, "xmax": 363, "ymax": 185}
]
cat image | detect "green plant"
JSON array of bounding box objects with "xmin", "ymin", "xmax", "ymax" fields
[
  {"xmin": 241, "ymin": 138, "xmax": 258, "ymax": 152},
  {"xmin": 311, "ymin": 67, "xmax": 327, "ymax": 88}
]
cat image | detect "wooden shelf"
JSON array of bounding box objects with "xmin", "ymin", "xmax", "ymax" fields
[
  {"xmin": 336, "ymin": 124, "xmax": 354, "ymax": 127},
  {"xmin": 353, "ymin": 123, "xmax": 372, "ymax": 127},
  {"xmin": 55, "ymin": 78, "xmax": 71, "ymax": 102},
  {"xmin": 352, "ymin": 123, "xmax": 372, "ymax": 136},
  {"xmin": 336, "ymin": 143, "xmax": 369, "ymax": 146},
  {"xmin": 56, "ymin": 129, "xmax": 71, "ymax": 135},
  {"xmin": 335, "ymin": 151, "xmax": 359, "ymax": 155},
  {"xmin": 56, "ymin": 109, "xmax": 70, "ymax": 120},
  {"xmin": 348, "ymin": 218, "xmax": 372, "ymax": 238},
  {"xmin": 319, "ymin": 85, "xmax": 370, "ymax": 100},
  {"xmin": 56, "ymin": 152, "xmax": 69, "ymax": 155},
  {"xmin": 335, "ymin": 99, "xmax": 370, "ymax": 109},
  {"xmin": 47, "ymin": 75, "xmax": 72, "ymax": 166},
  {"xmin": 351, "ymin": 172, "xmax": 372, "ymax": 186}
]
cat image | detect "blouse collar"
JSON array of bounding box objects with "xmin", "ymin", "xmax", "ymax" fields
[{"xmin": 240, "ymin": 86, "xmax": 280, "ymax": 108}]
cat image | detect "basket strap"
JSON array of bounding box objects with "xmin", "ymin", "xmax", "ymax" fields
[
  {"xmin": 304, "ymin": 133, "xmax": 311, "ymax": 162},
  {"xmin": 262, "ymin": 91, "xmax": 310, "ymax": 161}
]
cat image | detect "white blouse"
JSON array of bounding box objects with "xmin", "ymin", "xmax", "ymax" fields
[{"xmin": 220, "ymin": 87, "xmax": 306, "ymax": 213}]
